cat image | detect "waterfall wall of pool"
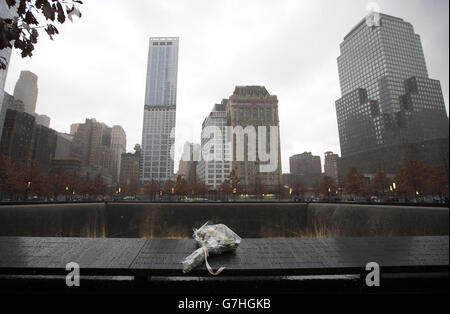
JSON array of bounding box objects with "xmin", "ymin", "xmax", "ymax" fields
[{"xmin": 0, "ymin": 202, "xmax": 448, "ymax": 238}]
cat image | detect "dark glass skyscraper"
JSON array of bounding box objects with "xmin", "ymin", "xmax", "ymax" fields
[
  {"xmin": 0, "ymin": 1, "xmax": 16, "ymax": 140},
  {"xmin": 335, "ymin": 13, "xmax": 448, "ymax": 180},
  {"xmin": 140, "ymin": 37, "xmax": 179, "ymax": 184},
  {"xmin": 337, "ymin": 14, "xmax": 429, "ymax": 114}
]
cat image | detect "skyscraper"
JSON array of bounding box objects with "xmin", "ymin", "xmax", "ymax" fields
[
  {"xmin": 0, "ymin": 109, "xmax": 35, "ymax": 165},
  {"xmin": 31, "ymin": 124, "xmax": 57, "ymax": 173},
  {"xmin": 35, "ymin": 114, "xmax": 50, "ymax": 128},
  {"xmin": 1, "ymin": 107, "xmax": 58, "ymax": 173},
  {"xmin": 120, "ymin": 144, "xmax": 141, "ymax": 185},
  {"xmin": 226, "ymin": 86, "xmax": 282, "ymax": 191},
  {"xmin": 12, "ymin": 70, "xmax": 51, "ymax": 127},
  {"xmin": 55, "ymin": 133, "xmax": 73, "ymax": 159},
  {"xmin": 70, "ymin": 123, "xmax": 81, "ymax": 135},
  {"xmin": 335, "ymin": 13, "xmax": 448, "ymax": 180},
  {"xmin": 13, "ymin": 71, "xmax": 38, "ymax": 115},
  {"xmin": 0, "ymin": 0, "xmax": 17, "ymax": 140},
  {"xmin": 111, "ymin": 125, "xmax": 126, "ymax": 182},
  {"xmin": 178, "ymin": 141, "xmax": 200, "ymax": 183},
  {"xmin": 70, "ymin": 118, "xmax": 126, "ymax": 184},
  {"xmin": 140, "ymin": 37, "xmax": 179, "ymax": 184},
  {"xmin": 71, "ymin": 118, "xmax": 106, "ymax": 166},
  {"xmin": 197, "ymin": 102, "xmax": 230, "ymax": 189},
  {"xmin": 0, "ymin": 0, "xmax": 12, "ymax": 91},
  {"xmin": 2, "ymin": 92, "xmax": 25, "ymax": 112},
  {"xmin": 290, "ymin": 152, "xmax": 321, "ymax": 176},
  {"xmin": 324, "ymin": 151, "xmax": 339, "ymax": 181},
  {"xmin": 286, "ymin": 152, "xmax": 322, "ymax": 190}
]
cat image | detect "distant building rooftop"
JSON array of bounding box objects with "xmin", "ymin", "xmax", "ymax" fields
[
  {"xmin": 232, "ymin": 86, "xmax": 270, "ymax": 98},
  {"xmin": 343, "ymin": 13, "xmax": 407, "ymax": 41}
]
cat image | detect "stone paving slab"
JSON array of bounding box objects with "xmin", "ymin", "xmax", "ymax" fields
[{"xmin": 0, "ymin": 236, "xmax": 447, "ymax": 277}]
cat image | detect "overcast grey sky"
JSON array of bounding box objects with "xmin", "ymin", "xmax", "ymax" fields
[{"xmin": 4, "ymin": 0, "xmax": 449, "ymax": 173}]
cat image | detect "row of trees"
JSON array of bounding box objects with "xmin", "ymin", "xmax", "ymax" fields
[
  {"xmin": 0, "ymin": 155, "xmax": 251, "ymax": 201},
  {"xmin": 315, "ymin": 159, "xmax": 448, "ymax": 201},
  {"xmin": 139, "ymin": 170, "xmax": 287, "ymax": 201},
  {"xmin": 140, "ymin": 170, "xmax": 240, "ymax": 200},
  {"xmin": 1, "ymin": 154, "xmax": 447, "ymax": 202},
  {"xmin": 0, "ymin": 155, "xmax": 108, "ymax": 201},
  {"xmin": 141, "ymin": 176, "xmax": 210, "ymax": 200}
]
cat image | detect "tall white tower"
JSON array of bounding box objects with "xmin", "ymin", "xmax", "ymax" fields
[{"xmin": 140, "ymin": 37, "xmax": 179, "ymax": 184}]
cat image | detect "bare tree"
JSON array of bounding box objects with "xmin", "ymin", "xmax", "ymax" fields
[
  {"xmin": 0, "ymin": 0, "xmax": 83, "ymax": 69},
  {"xmin": 319, "ymin": 175, "xmax": 337, "ymax": 200},
  {"xmin": 343, "ymin": 168, "xmax": 368, "ymax": 199}
]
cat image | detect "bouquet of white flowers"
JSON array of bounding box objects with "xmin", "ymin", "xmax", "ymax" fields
[{"xmin": 182, "ymin": 222, "xmax": 242, "ymax": 275}]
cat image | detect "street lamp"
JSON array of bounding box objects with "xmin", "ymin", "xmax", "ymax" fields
[
  {"xmin": 386, "ymin": 182, "xmax": 398, "ymax": 202},
  {"xmin": 25, "ymin": 181, "xmax": 32, "ymax": 201}
]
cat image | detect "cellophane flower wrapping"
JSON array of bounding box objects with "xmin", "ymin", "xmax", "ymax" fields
[{"xmin": 182, "ymin": 222, "xmax": 241, "ymax": 273}]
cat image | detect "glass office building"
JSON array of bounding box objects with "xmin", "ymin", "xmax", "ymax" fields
[
  {"xmin": 140, "ymin": 37, "xmax": 179, "ymax": 184},
  {"xmin": 0, "ymin": 1, "xmax": 16, "ymax": 140},
  {"xmin": 335, "ymin": 13, "xmax": 448, "ymax": 179},
  {"xmin": 337, "ymin": 13, "xmax": 428, "ymax": 114}
]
